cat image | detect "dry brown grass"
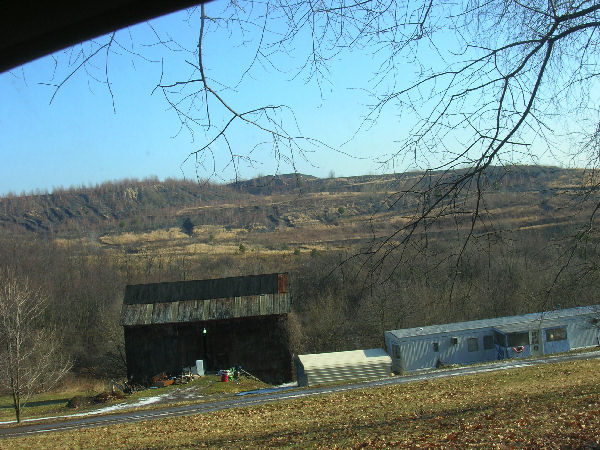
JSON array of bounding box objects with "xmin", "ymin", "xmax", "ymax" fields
[
  {"xmin": 100, "ymin": 228, "xmax": 189, "ymax": 246},
  {"xmin": 3, "ymin": 358, "xmax": 599, "ymax": 448},
  {"xmin": 0, "ymin": 376, "xmax": 109, "ymax": 422},
  {"xmin": 49, "ymin": 172, "xmax": 599, "ymax": 269}
]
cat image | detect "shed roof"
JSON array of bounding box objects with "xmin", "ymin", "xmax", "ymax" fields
[
  {"xmin": 387, "ymin": 305, "xmax": 599, "ymax": 340},
  {"xmin": 297, "ymin": 349, "xmax": 391, "ymax": 370}
]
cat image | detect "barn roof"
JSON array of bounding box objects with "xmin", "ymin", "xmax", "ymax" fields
[
  {"xmin": 386, "ymin": 304, "xmax": 599, "ymax": 340},
  {"xmin": 123, "ymin": 273, "xmax": 287, "ymax": 305},
  {"xmin": 120, "ymin": 273, "xmax": 290, "ymax": 326}
]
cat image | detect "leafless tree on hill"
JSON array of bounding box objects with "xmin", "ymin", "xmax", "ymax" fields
[{"xmin": 40, "ymin": 1, "xmax": 600, "ymax": 302}]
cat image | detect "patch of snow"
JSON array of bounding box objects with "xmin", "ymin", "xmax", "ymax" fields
[
  {"xmin": 236, "ymin": 381, "xmax": 298, "ymax": 397},
  {"xmin": 0, "ymin": 393, "xmax": 170, "ymax": 425}
]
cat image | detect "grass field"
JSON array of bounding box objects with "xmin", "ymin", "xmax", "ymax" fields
[
  {"xmin": 0, "ymin": 375, "xmax": 268, "ymax": 424},
  {"xmin": 0, "ymin": 377, "xmax": 108, "ymax": 423},
  {"xmin": 2, "ymin": 358, "xmax": 599, "ymax": 448}
]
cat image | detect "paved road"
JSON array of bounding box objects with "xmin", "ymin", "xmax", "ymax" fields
[{"xmin": 1, "ymin": 350, "xmax": 599, "ymax": 439}]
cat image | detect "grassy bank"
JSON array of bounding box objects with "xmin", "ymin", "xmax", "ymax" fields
[
  {"xmin": 0, "ymin": 375, "xmax": 268, "ymax": 424},
  {"xmin": 3, "ymin": 358, "xmax": 600, "ymax": 448}
]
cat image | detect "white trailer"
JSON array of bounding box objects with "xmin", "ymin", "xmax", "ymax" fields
[{"xmin": 385, "ymin": 305, "xmax": 600, "ymax": 373}]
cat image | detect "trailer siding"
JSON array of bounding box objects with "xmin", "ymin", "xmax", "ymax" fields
[{"xmin": 386, "ymin": 305, "xmax": 599, "ymax": 372}]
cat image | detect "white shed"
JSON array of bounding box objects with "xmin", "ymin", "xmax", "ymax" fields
[
  {"xmin": 295, "ymin": 348, "xmax": 392, "ymax": 386},
  {"xmin": 385, "ymin": 305, "xmax": 600, "ymax": 373}
]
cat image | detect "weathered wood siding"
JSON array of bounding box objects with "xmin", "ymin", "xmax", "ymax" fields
[
  {"xmin": 120, "ymin": 293, "xmax": 290, "ymax": 326},
  {"xmin": 123, "ymin": 273, "xmax": 288, "ymax": 305}
]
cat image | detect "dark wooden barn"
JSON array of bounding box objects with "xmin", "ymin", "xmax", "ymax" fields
[{"xmin": 120, "ymin": 273, "xmax": 292, "ymax": 384}]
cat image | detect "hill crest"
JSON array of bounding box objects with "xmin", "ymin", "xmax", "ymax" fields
[{"xmin": 0, "ymin": 165, "xmax": 588, "ymax": 237}]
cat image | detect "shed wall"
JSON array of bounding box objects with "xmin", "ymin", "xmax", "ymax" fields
[
  {"xmin": 295, "ymin": 349, "xmax": 391, "ymax": 386},
  {"xmin": 121, "ymin": 292, "xmax": 291, "ymax": 326},
  {"xmin": 123, "ymin": 273, "xmax": 287, "ymax": 305}
]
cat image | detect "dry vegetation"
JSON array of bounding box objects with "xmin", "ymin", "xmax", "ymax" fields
[
  {"xmin": 0, "ymin": 375, "xmax": 269, "ymax": 423},
  {"xmin": 2, "ymin": 358, "xmax": 599, "ymax": 448},
  {"xmin": 0, "ymin": 376, "xmax": 108, "ymax": 422},
  {"xmin": 1, "ymin": 166, "xmax": 600, "ymax": 419}
]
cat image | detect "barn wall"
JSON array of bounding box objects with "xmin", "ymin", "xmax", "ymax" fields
[
  {"xmin": 124, "ymin": 314, "xmax": 292, "ymax": 385},
  {"xmin": 124, "ymin": 273, "xmax": 288, "ymax": 305}
]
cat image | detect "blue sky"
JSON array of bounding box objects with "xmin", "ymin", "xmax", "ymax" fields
[
  {"xmin": 0, "ymin": 3, "xmax": 577, "ymax": 196},
  {"xmin": 0, "ymin": 6, "xmax": 404, "ymax": 195}
]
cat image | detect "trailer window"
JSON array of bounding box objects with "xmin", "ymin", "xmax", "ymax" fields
[
  {"xmin": 483, "ymin": 335, "xmax": 494, "ymax": 350},
  {"xmin": 507, "ymin": 332, "xmax": 529, "ymax": 347},
  {"xmin": 546, "ymin": 328, "xmax": 567, "ymax": 342},
  {"xmin": 467, "ymin": 337, "xmax": 479, "ymax": 352},
  {"xmin": 433, "ymin": 342, "xmax": 439, "ymax": 352}
]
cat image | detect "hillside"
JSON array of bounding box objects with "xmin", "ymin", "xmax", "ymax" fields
[
  {"xmin": 0, "ymin": 166, "xmax": 594, "ymax": 247},
  {"xmin": 1, "ymin": 165, "xmax": 599, "ymax": 380}
]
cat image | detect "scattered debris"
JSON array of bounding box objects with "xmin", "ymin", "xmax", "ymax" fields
[
  {"xmin": 123, "ymin": 380, "xmax": 145, "ymax": 394},
  {"xmin": 67, "ymin": 391, "xmax": 125, "ymax": 409},
  {"xmin": 150, "ymin": 372, "xmax": 174, "ymax": 388},
  {"xmin": 182, "ymin": 360, "xmax": 205, "ymax": 376},
  {"xmin": 67, "ymin": 396, "xmax": 93, "ymax": 409},
  {"xmin": 216, "ymin": 366, "xmax": 266, "ymax": 384},
  {"xmin": 93, "ymin": 391, "xmax": 125, "ymax": 403},
  {"xmin": 218, "ymin": 369, "xmax": 229, "ymax": 382},
  {"xmin": 152, "ymin": 372, "xmax": 167, "ymax": 383},
  {"xmin": 110, "ymin": 379, "xmax": 125, "ymax": 394},
  {"xmin": 237, "ymin": 366, "xmax": 263, "ymax": 383}
]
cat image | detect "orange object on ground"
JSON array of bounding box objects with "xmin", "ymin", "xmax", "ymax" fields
[{"xmin": 152, "ymin": 378, "xmax": 174, "ymax": 388}]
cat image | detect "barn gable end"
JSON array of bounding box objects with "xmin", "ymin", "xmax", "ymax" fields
[{"xmin": 120, "ymin": 273, "xmax": 292, "ymax": 384}]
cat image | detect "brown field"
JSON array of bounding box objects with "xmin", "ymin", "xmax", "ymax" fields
[
  {"xmin": 0, "ymin": 375, "xmax": 270, "ymax": 423},
  {"xmin": 3, "ymin": 358, "xmax": 599, "ymax": 448}
]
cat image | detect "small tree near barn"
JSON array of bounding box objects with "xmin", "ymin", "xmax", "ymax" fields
[{"xmin": 0, "ymin": 270, "xmax": 71, "ymax": 422}]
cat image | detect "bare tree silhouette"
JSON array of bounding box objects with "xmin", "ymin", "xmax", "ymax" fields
[
  {"xmin": 0, "ymin": 270, "xmax": 71, "ymax": 422},
  {"xmin": 40, "ymin": 1, "xmax": 600, "ymax": 297}
]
